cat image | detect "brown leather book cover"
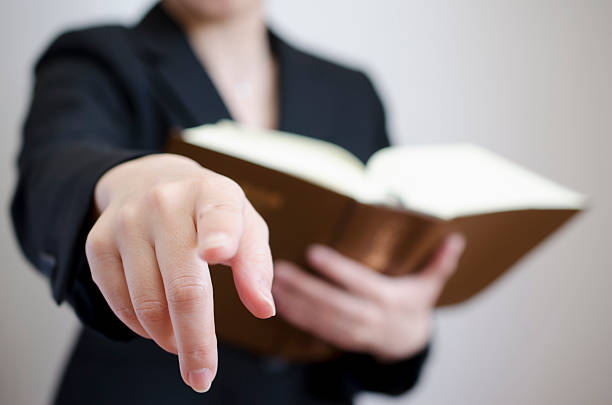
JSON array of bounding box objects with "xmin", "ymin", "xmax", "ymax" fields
[{"xmin": 165, "ymin": 134, "xmax": 581, "ymax": 362}]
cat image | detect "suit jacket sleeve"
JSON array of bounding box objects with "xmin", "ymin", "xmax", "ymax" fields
[
  {"xmin": 10, "ymin": 31, "xmax": 151, "ymax": 340},
  {"xmin": 335, "ymin": 73, "xmax": 431, "ymax": 396}
]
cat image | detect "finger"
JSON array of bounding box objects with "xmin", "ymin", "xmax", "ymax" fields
[
  {"xmin": 194, "ymin": 175, "xmax": 274, "ymax": 318},
  {"xmin": 118, "ymin": 230, "xmax": 177, "ymax": 354},
  {"xmin": 416, "ymin": 233, "xmax": 466, "ymax": 302},
  {"xmin": 153, "ymin": 201, "xmax": 217, "ymax": 393},
  {"xmin": 195, "ymin": 176, "xmax": 245, "ymax": 265},
  {"xmin": 306, "ymin": 244, "xmax": 388, "ymax": 301},
  {"xmin": 273, "ymin": 261, "xmax": 375, "ymax": 331},
  {"xmin": 419, "ymin": 233, "xmax": 466, "ymax": 281},
  {"xmin": 273, "ymin": 283, "xmax": 363, "ymax": 352},
  {"xmin": 274, "ymin": 260, "xmax": 372, "ymax": 319},
  {"xmin": 85, "ymin": 220, "xmax": 150, "ymax": 339},
  {"xmin": 273, "ymin": 261, "xmax": 375, "ymax": 352},
  {"xmin": 229, "ymin": 203, "xmax": 275, "ymax": 319}
]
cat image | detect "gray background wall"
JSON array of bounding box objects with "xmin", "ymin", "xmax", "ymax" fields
[{"xmin": 1, "ymin": 1, "xmax": 610, "ymax": 404}]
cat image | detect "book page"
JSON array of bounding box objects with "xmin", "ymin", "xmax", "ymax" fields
[
  {"xmin": 182, "ymin": 121, "xmax": 388, "ymax": 203},
  {"xmin": 366, "ymin": 143, "xmax": 586, "ymax": 219}
]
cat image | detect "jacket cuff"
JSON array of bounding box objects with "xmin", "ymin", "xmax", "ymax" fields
[
  {"xmin": 342, "ymin": 343, "xmax": 431, "ymax": 396},
  {"xmin": 48, "ymin": 145, "xmax": 153, "ymax": 305}
]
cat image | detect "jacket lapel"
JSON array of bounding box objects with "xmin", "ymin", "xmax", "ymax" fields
[
  {"xmin": 132, "ymin": 4, "xmax": 232, "ymax": 128},
  {"xmin": 131, "ymin": 2, "xmax": 325, "ymax": 138}
]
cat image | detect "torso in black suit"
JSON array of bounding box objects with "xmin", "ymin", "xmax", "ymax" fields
[{"xmin": 11, "ymin": 3, "xmax": 429, "ymax": 404}]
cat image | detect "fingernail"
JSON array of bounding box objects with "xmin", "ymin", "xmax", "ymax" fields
[
  {"xmin": 200, "ymin": 233, "xmax": 230, "ymax": 257},
  {"xmin": 260, "ymin": 290, "xmax": 276, "ymax": 316},
  {"xmin": 188, "ymin": 368, "xmax": 213, "ymax": 393},
  {"xmin": 201, "ymin": 232, "xmax": 230, "ymax": 261},
  {"xmin": 256, "ymin": 271, "xmax": 276, "ymax": 316}
]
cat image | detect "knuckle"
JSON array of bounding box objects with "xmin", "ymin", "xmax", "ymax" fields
[
  {"xmin": 212, "ymin": 177, "xmax": 246, "ymax": 203},
  {"xmin": 166, "ymin": 275, "xmax": 210, "ymax": 308},
  {"xmin": 198, "ymin": 201, "xmax": 242, "ymax": 218},
  {"xmin": 133, "ymin": 298, "xmax": 168, "ymax": 324},
  {"xmin": 116, "ymin": 203, "xmax": 140, "ymax": 231},
  {"xmin": 355, "ymin": 306, "xmax": 379, "ymax": 328},
  {"xmin": 199, "ymin": 174, "xmax": 244, "ymax": 197},
  {"xmin": 90, "ymin": 270, "xmax": 104, "ymax": 290},
  {"xmin": 89, "ymin": 265, "xmax": 111, "ymax": 291},
  {"xmin": 145, "ymin": 185, "xmax": 175, "ymax": 212},
  {"xmin": 251, "ymin": 248, "xmax": 272, "ymax": 269},
  {"xmin": 90, "ymin": 268, "xmax": 101, "ymax": 288},
  {"xmin": 374, "ymin": 285, "xmax": 401, "ymax": 309},
  {"xmin": 181, "ymin": 177, "xmax": 206, "ymax": 194},
  {"xmin": 195, "ymin": 177, "xmax": 247, "ymax": 220},
  {"xmin": 184, "ymin": 340, "xmax": 217, "ymax": 363},
  {"xmin": 235, "ymin": 241, "xmax": 271, "ymax": 271},
  {"xmin": 114, "ymin": 304, "xmax": 139, "ymax": 325},
  {"xmin": 253, "ymin": 212, "xmax": 269, "ymax": 241},
  {"xmin": 85, "ymin": 230, "xmax": 112, "ymax": 261},
  {"xmin": 218, "ymin": 175, "xmax": 245, "ymax": 198}
]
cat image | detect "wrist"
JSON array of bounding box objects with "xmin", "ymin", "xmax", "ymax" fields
[
  {"xmin": 93, "ymin": 166, "xmax": 115, "ymax": 218},
  {"xmin": 370, "ymin": 317, "xmax": 432, "ymax": 364},
  {"xmin": 371, "ymin": 338, "xmax": 429, "ymax": 364}
]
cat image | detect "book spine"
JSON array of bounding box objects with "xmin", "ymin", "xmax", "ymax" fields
[{"xmin": 331, "ymin": 202, "xmax": 447, "ymax": 275}]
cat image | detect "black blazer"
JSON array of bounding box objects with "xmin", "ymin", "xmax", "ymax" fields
[{"xmin": 11, "ymin": 3, "xmax": 429, "ymax": 404}]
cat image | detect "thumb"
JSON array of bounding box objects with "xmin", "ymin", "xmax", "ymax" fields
[{"xmin": 418, "ymin": 233, "xmax": 466, "ymax": 301}]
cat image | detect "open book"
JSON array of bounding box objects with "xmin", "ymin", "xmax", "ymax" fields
[{"xmin": 166, "ymin": 120, "xmax": 585, "ymax": 361}]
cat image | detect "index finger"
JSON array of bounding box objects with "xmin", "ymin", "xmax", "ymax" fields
[{"xmin": 154, "ymin": 206, "xmax": 217, "ymax": 393}]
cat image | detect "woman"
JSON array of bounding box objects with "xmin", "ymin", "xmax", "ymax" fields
[{"xmin": 11, "ymin": 1, "xmax": 465, "ymax": 403}]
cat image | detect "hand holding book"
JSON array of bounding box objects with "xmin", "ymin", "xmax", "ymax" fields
[
  {"xmin": 273, "ymin": 234, "xmax": 466, "ymax": 363},
  {"xmin": 166, "ymin": 120, "xmax": 586, "ymax": 361}
]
